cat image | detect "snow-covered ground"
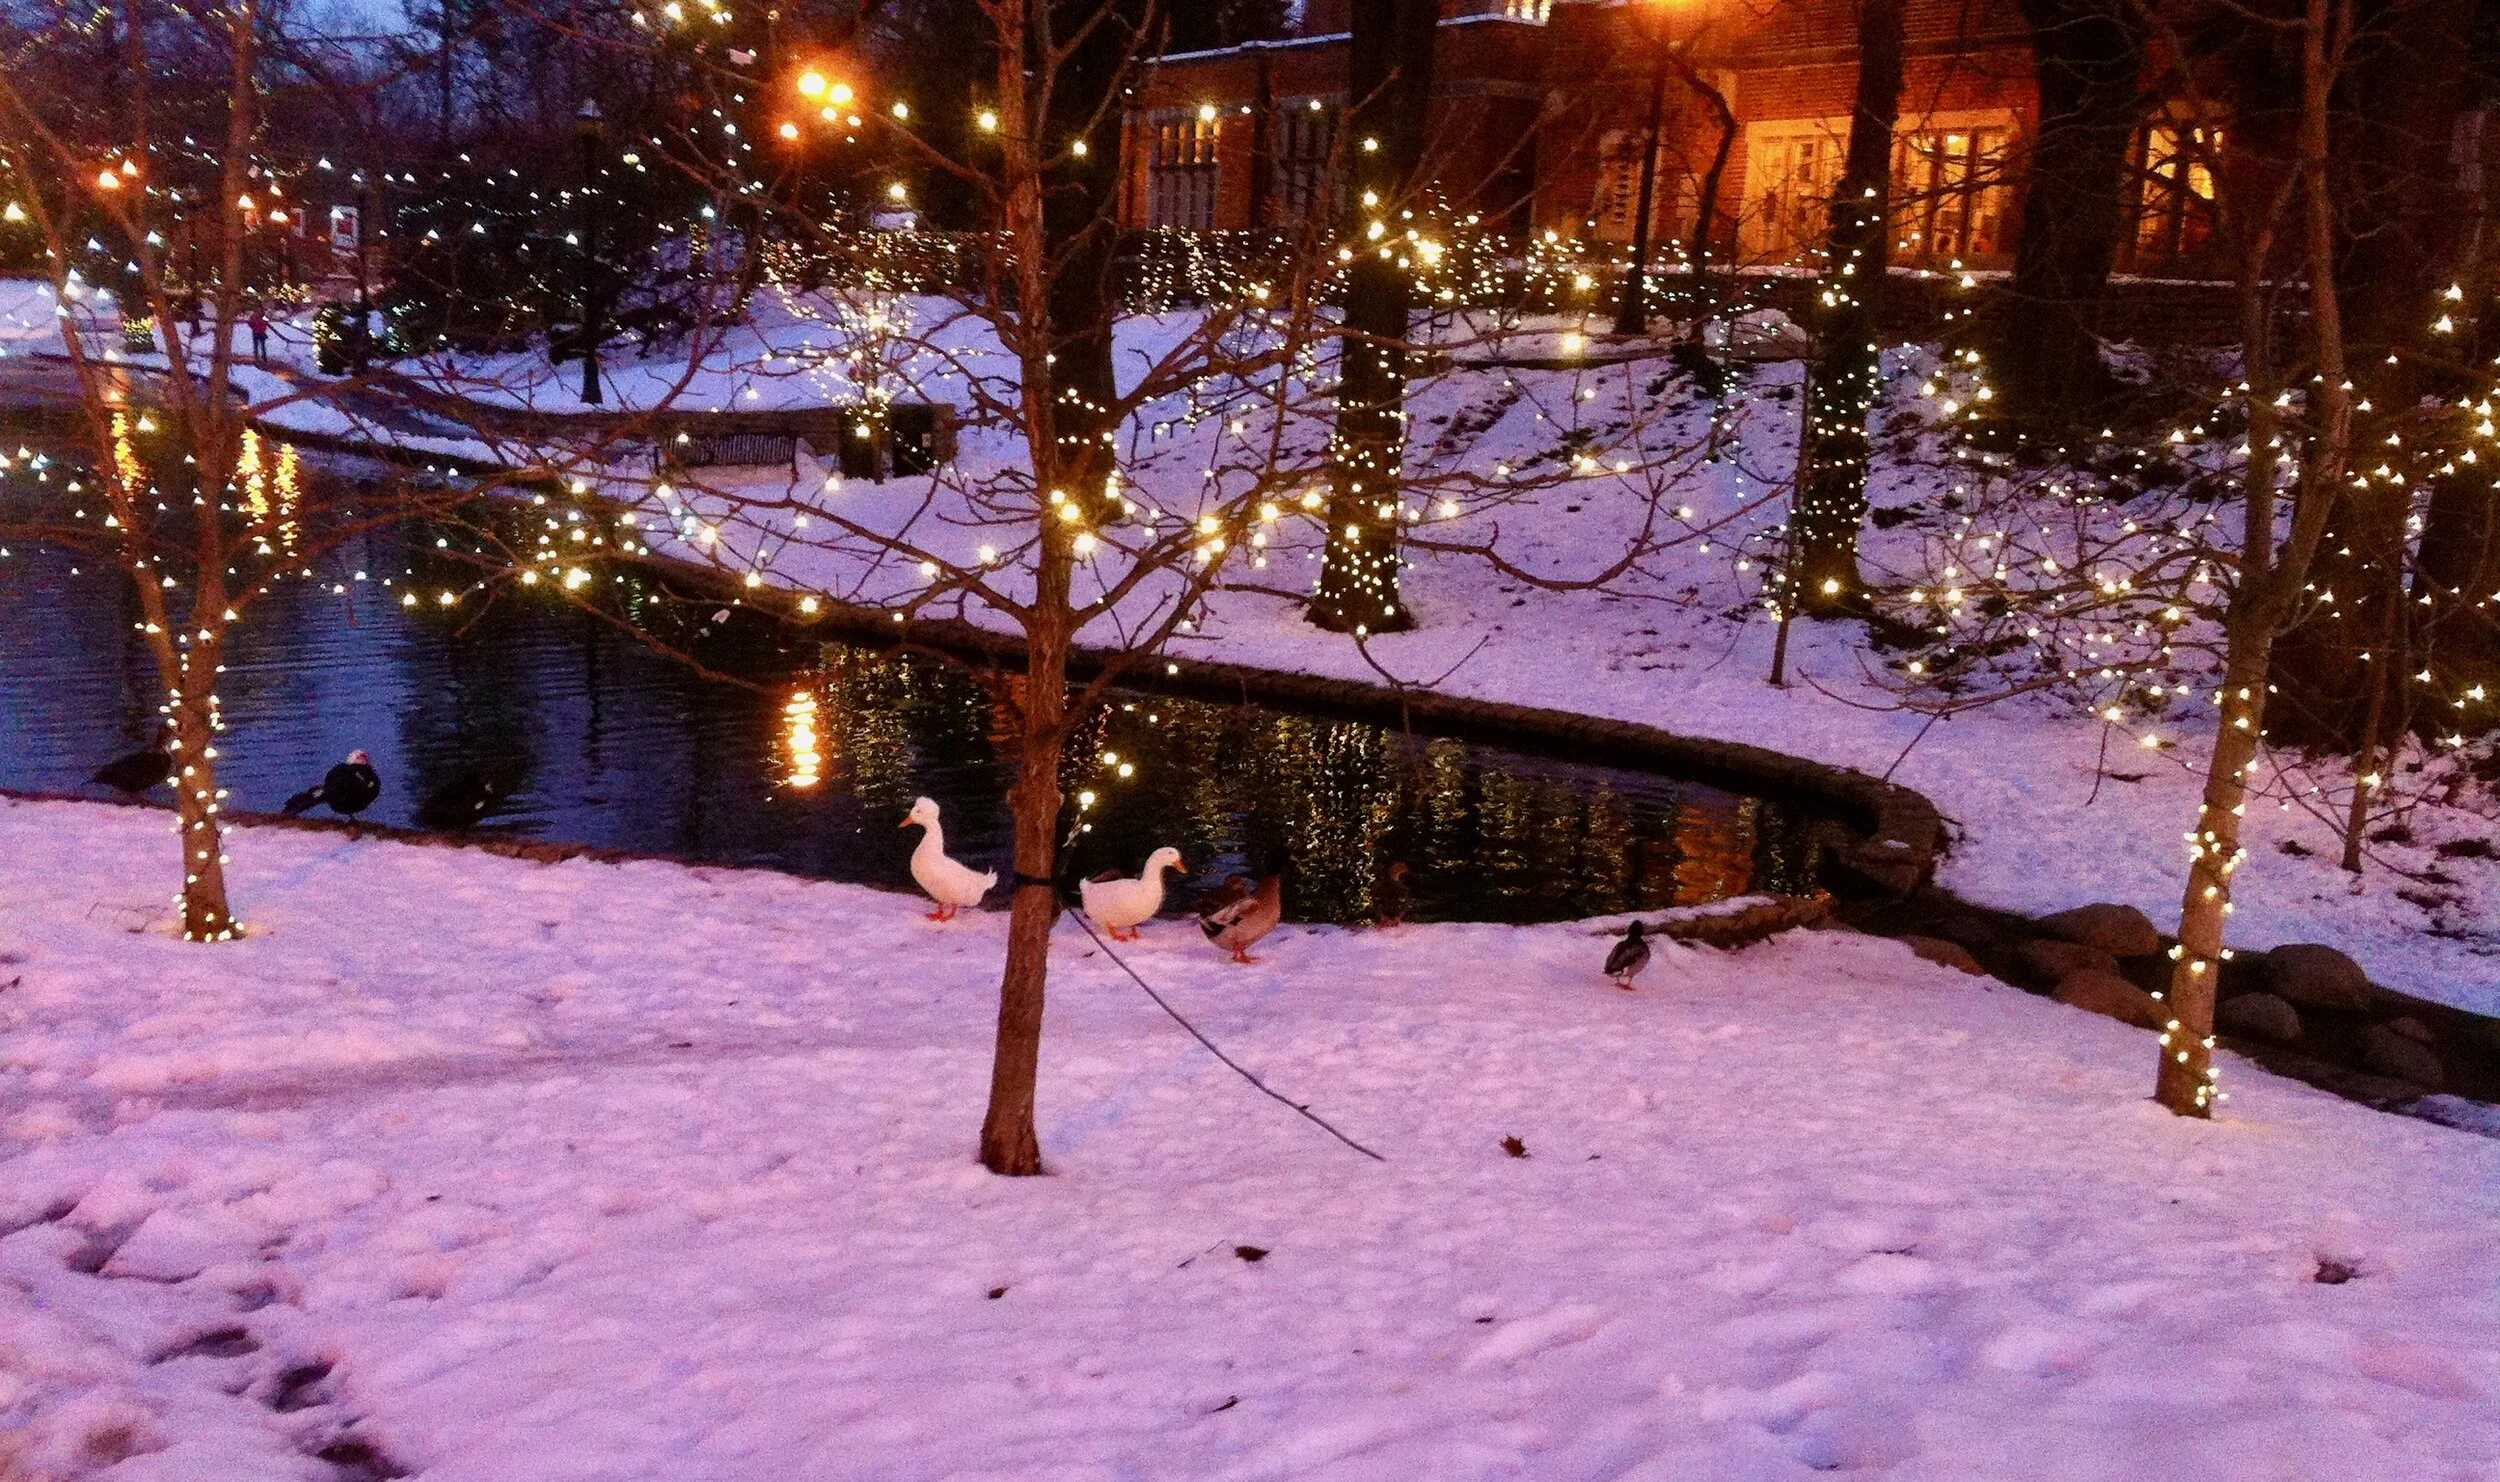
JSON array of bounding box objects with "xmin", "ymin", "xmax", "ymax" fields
[
  {"xmin": 4, "ymin": 274, "xmax": 2495, "ymax": 1015},
  {"xmin": 2, "ymin": 798, "xmax": 2496, "ymax": 1481}
]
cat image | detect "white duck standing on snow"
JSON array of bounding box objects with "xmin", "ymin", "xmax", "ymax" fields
[
  {"xmin": 1079, "ymin": 847, "xmax": 1184, "ymax": 941},
  {"xmin": 900, "ymin": 797, "xmax": 996, "ymax": 921}
]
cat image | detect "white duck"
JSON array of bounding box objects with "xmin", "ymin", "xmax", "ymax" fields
[
  {"xmin": 900, "ymin": 797, "xmax": 995, "ymax": 921},
  {"xmin": 1079, "ymin": 847, "xmax": 1184, "ymax": 941}
]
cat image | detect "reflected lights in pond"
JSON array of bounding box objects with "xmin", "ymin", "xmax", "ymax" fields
[
  {"xmin": 783, "ymin": 689, "xmax": 823, "ymax": 789},
  {"xmin": 236, "ymin": 429, "xmax": 302, "ymax": 556},
  {"xmin": 109, "ymin": 410, "xmax": 146, "ymax": 493}
]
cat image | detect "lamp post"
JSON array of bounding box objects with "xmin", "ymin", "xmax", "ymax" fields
[
  {"xmin": 351, "ymin": 170, "xmax": 374, "ymax": 372},
  {"xmin": 576, "ymin": 98, "xmax": 604, "ymax": 406},
  {"xmin": 1612, "ymin": 2, "xmax": 1673, "ymax": 338}
]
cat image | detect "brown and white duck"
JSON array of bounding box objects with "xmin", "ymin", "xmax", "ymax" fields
[{"xmin": 1201, "ymin": 871, "xmax": 1283, "ymax": 964}]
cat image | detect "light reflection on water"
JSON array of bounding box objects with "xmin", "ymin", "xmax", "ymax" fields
[{"xmin": 0, "ymin": 428, "xmax": 1837, "ymax": 924}]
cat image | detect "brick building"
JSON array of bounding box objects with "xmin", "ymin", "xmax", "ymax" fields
[{"xmin": 1123, "ymin": 0, "xmax": 2222, "ymax": 276}]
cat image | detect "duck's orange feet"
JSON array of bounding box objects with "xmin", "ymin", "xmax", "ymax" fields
[{"xmin": 1232, "ymin": 949, "xmax": 1257, "ymax": 964}]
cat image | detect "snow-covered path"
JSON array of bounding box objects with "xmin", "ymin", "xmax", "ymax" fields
[{"xmin": 3, "ymin": 800, "xmax": 2495, "ymax": 1480}]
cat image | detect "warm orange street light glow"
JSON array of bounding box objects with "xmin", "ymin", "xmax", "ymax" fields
[
  {"xmin": 95, "ymin": 170, "xmax": 121, "ymax": 190},
  {"xmin": 829, "ymin": 82, "xmax": 854, "ymax": 106},
  {"xmin": 778, "ymin": 121, "xmax": 800, "ymax": 140},
  {"xmin": 797, "ymin": 70, "xmax": 827, "ymax": 97}
]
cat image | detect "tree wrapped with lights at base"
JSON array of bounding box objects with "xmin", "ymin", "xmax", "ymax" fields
[
  {"xmin": 1788, "ymin": 0, "xmax": 1905, "ymax": 620},
  {"xmin": 0, "ymin": 0, "xmax": 593, "ymax": 943},
  {"xmin": 1309, "ymin": 0, "xmax": 1436, "ymax": 635},
  {"xmin": 1854, "ymin": 0, "xmax": 2464, "ymax": 1117}
]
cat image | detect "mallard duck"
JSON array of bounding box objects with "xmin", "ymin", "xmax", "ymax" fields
[
  {"xmin": 1079, "ymin": 847, "xmax": 1182, "ymax": 941},
  {"xmin": 901, "ymin": 796, "xmax": 995, "ymax": 921},
  {"xmin": 1374, "ymin": 861, "xmax": 1411, "ymax": 928},
  {"xmin": 1605, "ymin": 920, "xmax": 1651, "ymax": 989},
  {"xmin": 285, "ymin": 751, "xmax": 382, "ymax": 823},
  {"xmin": 1202, "ymin": 871, "xmax": 1283, "ymax": 963}
]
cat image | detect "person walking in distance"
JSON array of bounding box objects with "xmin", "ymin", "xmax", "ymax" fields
[{"xmin": 248, "ymin": 301, "xmax": 269, "ymax": 366}]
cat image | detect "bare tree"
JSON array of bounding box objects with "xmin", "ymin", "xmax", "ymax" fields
[
  {"xmin": 503, "ymin": 0, "xmax": 1738, "ymax": 1175},
  {"xmin": 1994, "ymin": 0, "xmax": 2148, "ymax": 421},
  {"xmin": 2153, "ymin": 0, "xmax": 2354, "ymax": 1116},
  {"xmin": 0, "ymin": 0, "xmax": 451, "ymax": 937},
  {"xmin": 1856, "ymin": 0, "xmax": 2363, "ymax": 1117},
  {"xmin": 0, "ymin": 0, "xmax": 672, "ymax": 939}
]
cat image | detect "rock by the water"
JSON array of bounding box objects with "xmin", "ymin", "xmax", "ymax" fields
[
  {"xmin": 2016, "ymin": 937, "xmax": 2119, "ymax": 986},
  {"xmin": 2263, "ymin": 943, "xmax": 2373, "ymax": 1013},
  {"xmin": 1901, "ymin": 935, "xmax": 1986, "ymax": 976},
  {"xmin": 2054, "ymin": 969, "xmax": 2164, "ymax": 1029},
  {"xmin": 2039, "ymin": 903, "xmax": 2162, "ymax": 958},
  {"xmin": 2216, "ymin": 992, "xmax": 2302, "ymax": 1044},
  {"xmin": 2357, "ymin": 1023, "xmax": 2445, "ymax": 1091}
]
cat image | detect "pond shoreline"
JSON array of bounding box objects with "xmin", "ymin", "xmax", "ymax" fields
[
  {"xmin": 5, "ymin": 353, "xmax": 1932, "ymax": 885},
  {"xmin": 13, "ymin": 382, "xmax": 2497, "ymax": 1126}
]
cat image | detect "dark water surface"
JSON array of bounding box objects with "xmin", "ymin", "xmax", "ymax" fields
[{"xmin": 0, "ymin": 403, "xmax": 1841, "ymax": 924}]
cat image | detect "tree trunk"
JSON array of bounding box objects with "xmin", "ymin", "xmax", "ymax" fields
[
  {"xmin": 1613, "ymin": 42, "xmax": 1669, "ymax": 338},
  {"xmin": 2414, "ymin": 465, "xmax": 2500, "ymax": 729},
  {"xmin": 2154, "ymin": 631, "xmax": 2270, "ymax": 1115},
  {"xmin": 168, "ymin": 649, "xmax": 235, "ymax": 941},
  {"xmin": 1312, "ymin": 0, "xmax": 1435, "ymax": 634},
  {"xmin": 1791, "ymin": 0, "xmax": 1906, "ymax": 617},
  {"xmin": 2273, "ymin": 0, "xmax": 2484, "ymax": 745},
  {"xmin": 1995, "ymin": 0, "xmax": 2143, "ymax": 421},
  {"xmin": 2414, "ymin": 102, "xmax": 2500, "ymax": 717},
  {"xmin": 1679, "ymin": 62, "xmax": 1737, "ymax": 340},
  {"xmin": 980, "ymin": 569, "xmax": 1070, "ymax": 1176},
  {"xmin": 2157, "ymin": 0, "xmax": 2351, "ymax": 1117},
  {"xmin": 975, "ymin": 0, "xmax": 1139, "ymax": 1175}
]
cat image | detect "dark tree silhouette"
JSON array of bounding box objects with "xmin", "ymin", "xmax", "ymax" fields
[
  {"xmin": 1311, "ymin": 0, "xmax": 1435, "ymax": 634},
  {"xmin": 1791, "ymin": 0, "xmax": 1907, "ymax": 618}
]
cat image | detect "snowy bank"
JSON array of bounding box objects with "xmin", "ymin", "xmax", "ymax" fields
[
  {"xmin": 5, "ymin": 273, "xmax": 2494, "ymax": 1015},
  {"xmin": 2, "ymin": 799, "xmax": 2496, "ymax": 1480}
]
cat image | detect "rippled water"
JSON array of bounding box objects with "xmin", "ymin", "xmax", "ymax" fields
[{"xmin": 0, "ymin": 406, "xmax": 1840, "ymax": 924}]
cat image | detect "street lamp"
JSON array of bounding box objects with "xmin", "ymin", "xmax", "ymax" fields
[
  {"xmin": 577, "ymin": 98, "xmax": 605, "ymax": 406},
  {"xmin": 1613, "ymin": 1, "xmax": 1675, "ymax": 338}
]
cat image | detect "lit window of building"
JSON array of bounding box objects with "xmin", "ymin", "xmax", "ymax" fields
[{"xmin": 1149, "ymin": 113, "xmax": 1222, "ymax": 231}]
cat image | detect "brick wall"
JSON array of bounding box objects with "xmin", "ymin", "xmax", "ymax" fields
[{"xmin": 1131, "ymin": 0, "xmax": 2220, "ymax": 277}]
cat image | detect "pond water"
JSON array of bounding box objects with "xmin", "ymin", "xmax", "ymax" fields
[{"xmin": 0, "ymin": 402, "xmax": 1843, "ymax": 925}]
